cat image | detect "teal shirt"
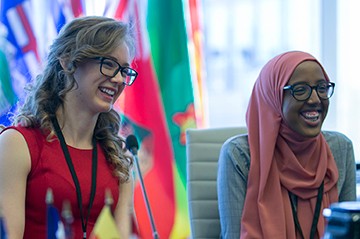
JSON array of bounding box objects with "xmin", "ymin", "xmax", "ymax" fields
[{"xmin": 217, "ymin": 131, "xmax": 357, "ymax": 239}]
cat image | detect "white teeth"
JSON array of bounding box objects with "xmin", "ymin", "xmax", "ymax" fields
[
  {"xmin": 100, "ymin": 88, "xmax": 115, "ymax": 96},
  {"xmin": 303, "ymin": 111, "xmax": 319, "ymax": 121},
  {"xmin": 304, "ymin": 112, "xmax": 319, "ymax": 117}
]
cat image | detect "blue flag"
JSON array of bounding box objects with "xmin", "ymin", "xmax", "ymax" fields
[
  {"xmin": 47, "ymin": 204, "xmax": 65, "ymax": 239},
  {"xmin": 0, "ymin": 216, "xmax": 7, "ymax": 239},
  {"xmin": 0, "ymin": 0, "xmax": 41, "ymax": 125},
  {"xmin": 46, "ymin": 189, "xmax": 65, "ymax": 239},
  {"xmin": 0, "ymin": 0, "xmax": 77, "ymax": 126}
]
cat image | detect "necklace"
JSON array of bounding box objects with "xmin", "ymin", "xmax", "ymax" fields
[
  {"xmin": 51, "ymin": 117, "xmax": 98, "ymax": 239},
  {"xmin": 288, "ymin": 181, "xmax": 324, "ymax": 239}
]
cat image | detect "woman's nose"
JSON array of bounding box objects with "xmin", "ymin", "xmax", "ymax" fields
[
  {"xmin": 307, "ymin": 88, "xmax": 321, "ymax": 103},
  {"xmin": 109, "ymin": 71, "xmax": 125, "ymax": 85}
]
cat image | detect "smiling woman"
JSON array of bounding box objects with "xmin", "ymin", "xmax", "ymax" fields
[
  {"xmin": 282, "ymin": 61, "xmax": 332, "ymax": 138},
  {"xmin": 217, "ymin": 51, "xmax": 356, "ymax": 239},
  {"xmin": 0, "ymin": 16, "xmax": 137, "ymax": 239}
]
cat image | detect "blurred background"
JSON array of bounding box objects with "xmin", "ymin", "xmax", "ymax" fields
[
  {"xmin": 204, "ymin": 0, "xmax": 357, "ymax": 149},
  {"xmin": 1, "ymin": 0, "xmax": 359, "ymax": 238}
]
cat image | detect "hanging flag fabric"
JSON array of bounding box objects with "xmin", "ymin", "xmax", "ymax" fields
[
  {"xmin": 0, "ymin": 49, "xmax": 17, "ymax": 125},
  {"xmin": 0, "ymin": 0, "xmax": 82, "ymax": 126},
  {"xmin": 69, "ymin": 0, "xmax": 84, "ymax": 18},
  {"xmin": 113, "ymin": 1, "xmax": 176, "ymax": 237},
  {"xmin": 0, "ymin": 0, "xmax": 42, "ymax": 125},
  {"xmin": 186, "ymin": 0, "xmax": 207, "ymax": 127},
  {"xmin": 146, "ymin": 0, "xmax": 199, "ymax": 237},
  {"xmin": 113, "ymin": 0, "xmax": 204, "ymax": 237}
]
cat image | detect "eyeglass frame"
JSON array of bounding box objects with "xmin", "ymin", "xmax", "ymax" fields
[
  {"xmin": 93, "ymin": 57, "xmax": 138, "ymax": 86},
  {"xmin": 283, "ymin": 81, "xmax": 335, "ymax": 101}
]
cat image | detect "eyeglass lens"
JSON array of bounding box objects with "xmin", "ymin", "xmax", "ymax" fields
[
  {"xmin": 100, "ymin": 58, "xmax": 137, "ymax": 85},
  {"xmin": 292, "ymin": 83, "xmax": 334, "ymax": 101}
]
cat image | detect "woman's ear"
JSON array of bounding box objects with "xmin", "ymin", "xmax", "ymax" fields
[
  {"xmin": 59, "ymin": 58, "xmax": 72, "ymax": 72},
  {"xmin": 59, "ymin": 58, "xmax": 68, "ymax": 70}
]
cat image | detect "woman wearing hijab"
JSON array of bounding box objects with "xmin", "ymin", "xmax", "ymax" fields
[{"xmin": 217, "ymin": 51, "xmax": 356, "ymax": 239}]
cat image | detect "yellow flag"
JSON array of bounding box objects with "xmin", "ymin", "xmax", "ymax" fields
[{"xmin": 89, "ymin": 205, "xmax": 121, "ymax": 239}]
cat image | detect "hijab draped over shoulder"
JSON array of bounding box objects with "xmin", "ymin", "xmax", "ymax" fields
[{"xmin": 240, "ymin": 51, "xmax": 339, "ymax": 238}]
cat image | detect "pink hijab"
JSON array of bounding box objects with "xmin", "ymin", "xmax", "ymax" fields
[{"xmin": 240, "ymin": 51, "xmax": 339, "ymax": 238}]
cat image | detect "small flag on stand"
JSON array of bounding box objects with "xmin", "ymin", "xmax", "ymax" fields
[
  {"xmin": 61, "ymin": 200, "xmax": 73, "ymax": 239},
  {"xmin": 0, "ymin": 205, "xmax": 7, "ymax": 239},
  {"xmin": 90, "ymin": 189, "xmax": 121, "ymax": 239},
  {"xmin": 46, "ymin": 188, "xmax": 65, "ymax": 239}
]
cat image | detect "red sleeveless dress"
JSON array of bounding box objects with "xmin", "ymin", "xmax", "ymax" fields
[{"xmin": 5, "ymin": 126, "xmax": 120, "ymax": 239}]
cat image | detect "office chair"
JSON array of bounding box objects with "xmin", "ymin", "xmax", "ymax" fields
[{"xmin": 186, "ymin": 127, "xmax": 247, "ymax": 239}]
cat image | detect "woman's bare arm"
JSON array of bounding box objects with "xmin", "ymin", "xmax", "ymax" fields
[
  {"xmin": 114, "ymin": 171, "xmax": 134, "ymax": 238},
  {"xmin": 0, "ymin": 129, "xmax": 31, "ymax": 239}
]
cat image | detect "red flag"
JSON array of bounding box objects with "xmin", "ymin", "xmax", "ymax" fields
[
  {"xmin": 70, "ymin": 0, "xmax": 84, "ymax": 17},
  {"xmin": 116, "ymin": 48, "xmax": 176, "ymax": 239},
  {"xmin": 187, "ymin": 0, "xmax": 207, "ymax": 127},
  {"xmin": 114, "ymin": 2, "xmax": 175, "ymax": 238}
]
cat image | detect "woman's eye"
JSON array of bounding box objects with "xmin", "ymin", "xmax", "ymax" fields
[
  {"xmin": 102, "ymin": 60, "xmax": 116, "ymax": 68},
  {"xmin": 293, "ymin": 86, "xmax": 307, "ymax": 95},
  {"xmin": 318, "ymin": 86, "xmax": 326, "ymax": 92}
]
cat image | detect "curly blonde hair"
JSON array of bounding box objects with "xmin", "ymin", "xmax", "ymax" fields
[{"xmin": 12, "ymin": 16, "xmax": 135, "ymax": 182}]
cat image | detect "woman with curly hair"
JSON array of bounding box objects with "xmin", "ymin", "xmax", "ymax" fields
[{"xmin": 0, "ymin": 16, "xmax": 137, "ymax": 239}]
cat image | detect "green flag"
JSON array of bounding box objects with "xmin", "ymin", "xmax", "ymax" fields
[
  {"xmin": 0, "ymin": 49, "xmax": 17, "ymax": 121},
  {"xmin": 147, "ymin": 0, "xmax": 197, "ymax": 236}
]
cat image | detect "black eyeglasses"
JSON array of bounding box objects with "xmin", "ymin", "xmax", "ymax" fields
[
  {"xmin": 283, "ymin": 82, "xmax": 335, "ymax": 101},
  {"xmin": 95, "ymin": 57, "xmax": 138, "ymax": 86}
]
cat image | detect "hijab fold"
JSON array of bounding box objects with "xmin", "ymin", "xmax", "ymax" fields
[{"xmin": 240, "ymin": 51, "xmax": 339, "ymax": 239}]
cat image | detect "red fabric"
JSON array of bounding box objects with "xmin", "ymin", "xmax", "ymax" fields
[
  {"xmin": 5, "ymin": 126, "xmax": 119, "ymax": 239},
  {"xmin": 70, "ymin": 0, "xmax": 83, "ymax": 17},
  {"xmin": 241, "ymin": 51, "xmax": 339, "ymax": 239}
]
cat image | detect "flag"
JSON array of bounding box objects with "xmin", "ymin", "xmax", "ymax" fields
[
  {"xmin": 147, "ymin": 0, "xmax": 199, "ymax": 236},
  {"xmin": 0, "ymin": 49, "xmax": 17, "ymax": 125},
  {"xmin": 89, "ymin": 205, "xmax": 121, "ymax": 239},
  {"xmin": 186, "ymin": 0, "xmax": 207, "ymax": 127},
  {"xmin": 69, "ymin": 0, "xmax": 84, "ymax": 18},
  {"xmin": 90, "ymin": 189, "xmax": 121, "ymax": 239},
  {"xmin": 0, "ymin": 0, "xmax": 83, "ymax": 126},
  {"xmin": 61, "ymin": 201, "xmax": 73, "ymax": 239},
  {"xmin": 114, "ymin": 0, "xmax": 204, "ymax": 238},
  {"xmin": 46, "ymin": 189, "xmax": 65, "ymax": 239},
  {"xmin": 47, "ymin": 204, "xmax": 65, "ymax": 239},
  {"xmin": 0, "ymin": 0, "xmax": 41, "ymax": 126},
  {"xmin": 0, "ymin": 205, "xmax": 7, "ymax": 239},
  {"xmin": 0, "ymin": 218, "xmax": 7, "ymax": 239}
]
